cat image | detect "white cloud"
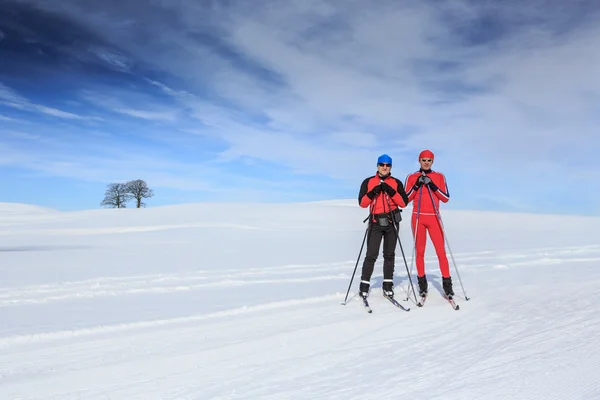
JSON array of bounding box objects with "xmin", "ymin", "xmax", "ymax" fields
[
  {"xmin": 81, "ymin": 91, "xmax": 179, "ymax": 122},
  {"xmin": 326, "ymin": 131, "xmax": 379, "ymax": 148},
  {"xmin": 109, "ymin": 2, "xmax": 600, "ymax": 173},
  {"xmin": 113, "ymin": 108, "xmax": 177, "ymax": 122},
  {"xmin": 0, "ymin": 138, "xmax": 212, "ymax": 190},
  {"xmin": 3, "ymin": 130, "xmax": 40, "ymax": 140},
  {"xmin": 211, "ymin": 1, "xmax": 599, "ymax": 169},
  {"xmin": 0, "ymin": 83, "xmax": 95, "ymax": 120},
  {"xmin": 89, "ymin": 46, "xmax": 132, "ymax": 72},
  {"xmin": 33, "ymin": 105, "xmax": 92, "ymax": 120},
  {"xmin": 188, "ymin": 115, "xmax": 374, "ymax": 180},
  {"xmin": 145, "ymin": 79, "xmax": 195, "ymax": 100},
  {"xmin": 0, "ymin": 83, "xmax": 29, "ymax": 104}
]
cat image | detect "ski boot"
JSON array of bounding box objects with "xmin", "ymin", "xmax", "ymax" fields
[
  {"xmin": 417, "ymin": 275, "xmax": 428, "ymax": 297},
  {"xmin": 382, "ymin": 280, "xmax": 394, "ymax": 298},
  {"xmin": 443, "ymin": 277, "xmax": 454, "ymax": 298},
  {"xmin": 359, "ymin": 281, "xmax": 370, "ymax": 298}
]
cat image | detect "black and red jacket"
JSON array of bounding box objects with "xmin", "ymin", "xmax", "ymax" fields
[{"xmin": 358, "ymin": 173, "xmax": 409, "ymax": 216}]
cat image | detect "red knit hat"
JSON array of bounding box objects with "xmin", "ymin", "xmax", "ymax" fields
[{"xmin": 419, "ymin": 149, "xmax": 434, "ymax": 160}]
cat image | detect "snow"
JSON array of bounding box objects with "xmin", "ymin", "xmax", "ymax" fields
[{"xmin": 1, "ymin": 200, "xmax": 599, "ymax": 399}]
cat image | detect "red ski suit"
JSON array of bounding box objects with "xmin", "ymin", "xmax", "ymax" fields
[{"xmin": 404, "ymin": 170, "xmax": 450, "ymax": 278}]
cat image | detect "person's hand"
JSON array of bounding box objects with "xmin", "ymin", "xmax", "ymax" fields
[
  {"xmin": 381, "ymin": 182, "xmax": 397, "ymax": 197},
  {"xmin": 418, "ymin": 176, "xmax": 432, "ymax": 185},
  {"xmin": 367, "ymin": 184, "xmax": 382, "ymax": 199},
  {"xmin": 418, "ymin": 175, "xmax": 439, "ymax": 191}
]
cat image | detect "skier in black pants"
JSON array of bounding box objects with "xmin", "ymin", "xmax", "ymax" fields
[{"xmin": 357, "ymin": 154, "xmax": 409, "ymax": 298}]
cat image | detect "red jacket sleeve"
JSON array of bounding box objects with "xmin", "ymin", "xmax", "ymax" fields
[
  {"xmin": 404, "ymin": 173, "xmax": 419, "ymax": 203},
  {"xmin": 432, "ymin": 173, "xmax": 450, "ymax": 203}
]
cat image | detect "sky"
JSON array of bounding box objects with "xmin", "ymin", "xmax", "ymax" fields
[{"xmin": 0, "ymin": 0, "xmax": 599, "ymax": 214}]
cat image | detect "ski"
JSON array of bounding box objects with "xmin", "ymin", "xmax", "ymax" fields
[
  {"xmin": 417, "ymin": 293, "xmax": 459, "ymax": 310},
  {"xmin": 445, "ymin": 295, "xmax": 460, "ymax": 310},
  {"xmin": 383, "ymin": 294, "xmax": 410, "ymax": 311},
  {"xmin": 361, "ymin": 295, "xmax": 372, "ymax": 313}
]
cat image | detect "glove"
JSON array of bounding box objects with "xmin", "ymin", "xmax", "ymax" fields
[
  {"xmin": 380, "ymin": 182, "xmax": 396, "ymax": 197},
  {"xmin": 418, "ymin": 176, "xmax": 432, "ymax": 185},
  {"xmin": 418, "ymin": 175, "xmax": 439, "ymax": 191},
  {"xmin": 413, "ymin": 181, "xmax": 421, "ymax": 192},
  {"xmin": 366, "ymin": 185, "xmax": 382, "ymax": 200}
]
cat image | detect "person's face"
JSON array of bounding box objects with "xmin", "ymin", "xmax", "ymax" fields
[
  {"xmin": 377, "ymin": 162, "xmax": 391, "ymax": 175},
  {"xmin": 419, "ymin": 158, "xmax": 433, "ymax": 170}
]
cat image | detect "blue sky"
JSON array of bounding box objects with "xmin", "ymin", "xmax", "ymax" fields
[{"xmin": 0, "ymin": 0, "xmax": 598, "ymax": 215}]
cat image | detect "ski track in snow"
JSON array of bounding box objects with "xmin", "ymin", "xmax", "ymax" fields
[
  {"xmin": 1, "ymin": 238, "xmax": 600, "ymax": 399},
  {"xmin": 0, "ymin": 244, "xmax": 598, "ymax": 346},
  {"xmin": 3, "ymin": 278, "xmax": 598, "ymax": 400},
  {"xmin": 0, "ymin": 244, "xmax": 599, "ymax": 307}
]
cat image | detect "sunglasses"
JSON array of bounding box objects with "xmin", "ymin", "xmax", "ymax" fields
[
  {"xmin": 378, "ymin": 163, "xmax": 391, "ymax": 167},
  {"xmin": 420, "ymin": 159, "xmax": 432, "ymax": 162}
]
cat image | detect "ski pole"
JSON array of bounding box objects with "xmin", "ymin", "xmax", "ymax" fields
[
  {"xmin": 341, "ymin": 215, "xmax": 372, "ymax": 305},
  {"xmin": 425, "ymin": 186, "xmax": 470, "ymax": 300},
  {"xmin": 384, "ymin": 193, "xmax": 419, "ymax": 304},
  {"xmin": 404, "ymin": 184, "xmax": 423, "ymax": 301}
]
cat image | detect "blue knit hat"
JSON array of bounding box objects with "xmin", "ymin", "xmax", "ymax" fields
[{"xmin": 377, "ymin": 154, "xmax": 392, "ymax": 165}]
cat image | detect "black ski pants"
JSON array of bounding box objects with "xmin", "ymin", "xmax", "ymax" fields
[{"xmin": 360, "ymin": 220, "xmax": 398, "ymax": 282}]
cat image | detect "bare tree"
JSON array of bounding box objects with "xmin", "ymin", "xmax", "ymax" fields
[
  {"xmin": 101, "ymin": 183, "xmax": 132, "ymax": 208},
  {"xmin": 126, "ymin": 179, "xmax": 154, "ymax": 208}
]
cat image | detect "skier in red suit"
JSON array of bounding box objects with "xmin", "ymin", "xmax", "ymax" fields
[{"xmin": 404, "ymin": 150, "xmax": 454, "ymax": 297}]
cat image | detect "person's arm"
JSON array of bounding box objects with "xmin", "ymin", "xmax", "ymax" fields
[
  {"xmin": 428, "ymin": 173, "xmax": 450, "ymax": 203},
  {"xmin": 391, "ymin": 178, "xmax": 408, "ymax": 207},
  {"xmin": 358, "ymin": 177, "xmax": 380, "ymax": 208},
  {"xmin": 404, "ymin": 173, "xmax": 421, "ymax": 202}
]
